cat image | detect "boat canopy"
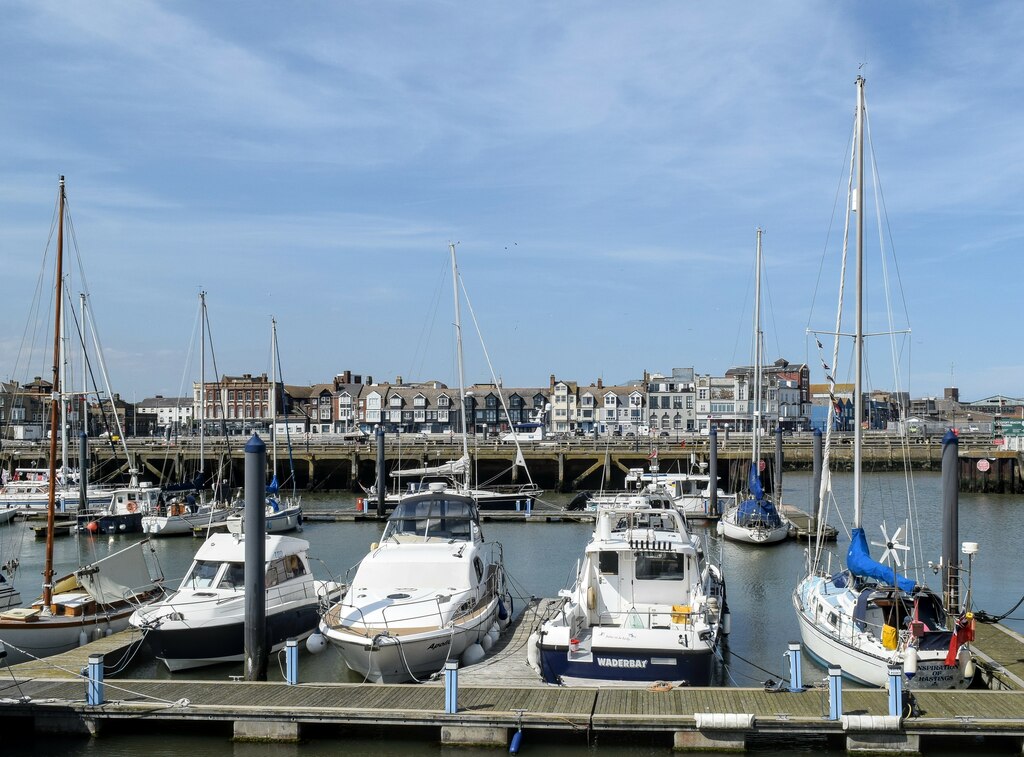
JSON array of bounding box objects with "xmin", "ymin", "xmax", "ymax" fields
[
  {"xmin": 734, "ymin": 464, "xmax": 783, "ymax": 528},
  {"xmin": 77, "ymin": 541, "xmax": 162, "ymax": 604},
  {"xmin": 846, "ymin": 527, "xmax": 916, "ymax": 594}
]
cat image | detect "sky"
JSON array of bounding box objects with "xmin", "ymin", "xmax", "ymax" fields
[{"xmin": 1, "ymin": 2, "xmax": 1021, "ymax": 403}]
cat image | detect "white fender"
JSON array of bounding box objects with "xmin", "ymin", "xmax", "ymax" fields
[
  {"xmin": 305, "ymin": 632, "xmax": 327, "ymax": 654},
  {"xmin": 461, "ymin": 642, "xmax": 485, "ymax": 666}
]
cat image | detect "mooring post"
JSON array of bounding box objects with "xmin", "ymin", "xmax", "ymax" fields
[
  {"xmin": 244, "ymin": 433, "xmax": 268, "ymax": 682},
  {"xmin": 888, "ymin": 665, "xmax": 903, "ymax": 717},
  {"xmin": 709, "ymin": 428, "xmax": 719, "ymax": 515},
  {"xmin": 444, "ymin": 660, "xmax": 459, "ymax": 714},
  {"xmin": 787, "ymin": 642, "xmax": 803, "ymax": 691},
  {"xmin": 941, "ymin": 429, "xmax": 960, "ymax": 620},
  {"xmin": 525, "ymin": 498, "xmax": 532, "ymax": 517},
  {"xmin": 86, "ymin": 653, "xmax": 104, "ymax": 706},
  {"xmin": 285, "ymin": 638, "xmax": 299, "ymax": 685},
  {"xmin": 828, "ymin": 666, "xmax": 843, "ymax": 720}
]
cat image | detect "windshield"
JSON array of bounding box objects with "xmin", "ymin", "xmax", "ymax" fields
[{"xmin": 382, "ymin": 497, "xmax": 476, "ymax": 542}]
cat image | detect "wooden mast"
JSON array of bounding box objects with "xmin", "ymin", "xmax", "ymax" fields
[{"xmin": 42, "ymin": 176, "xmax": 66, "ymax": 609}]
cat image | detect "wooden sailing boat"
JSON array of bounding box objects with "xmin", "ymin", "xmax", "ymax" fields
[
  {"xmin": 718, "ymin": 228, "xmax": 791, "ymax": 545},
  {"xmin": 791, "ymin": 77, "xmax": 974, "ymax": 689},
  {"xmin": 0, "ymin": 177, "xmax": 166, "ymax": 666}
]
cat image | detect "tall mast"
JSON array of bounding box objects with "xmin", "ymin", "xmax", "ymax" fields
[
  {"xmin": 449, "ymin": 242, "xmax": 470, "ymax": 487},
  {"xmin": 42, "ymin": 176, "xmax": 66, "ymax": 608},
  {"xmin": 271, "ymin": 316, "xmax": 278, "ymax": 478},
  {"xmin": 199, "ymin": 290, "xmax": 206, "ymax": 501},
  {"xmin": 752, "ymin": 227, "xmax": 763, "ymax": 466},
  {"xmin": 853, "ymin": 75, "xmax": 866, "ymax": 530}
]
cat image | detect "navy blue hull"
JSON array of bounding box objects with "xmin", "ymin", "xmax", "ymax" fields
[
  {"xmin": 539, "ymin": 645, "xmax": 716, "ymax": 686},
  {"xmin": 144, "ymin": 604, "xmax": 321, "ymax": 667},
  {"xmin": 77, "ymin": 513, "xmax": 144, "ymax": 534}
]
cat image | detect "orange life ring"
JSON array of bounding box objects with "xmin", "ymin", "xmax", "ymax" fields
[
  {"xmin": 170, "ymin": 503, "xmax": 185, "ymax": 516},
  {"xmin": 126, "ymin": 501, "xmax": 138, "ymax": 513}
]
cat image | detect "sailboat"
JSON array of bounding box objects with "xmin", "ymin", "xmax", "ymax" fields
[
  {"xmin": 718, "ymin": 228, "xmax": 791, "ymax": 545},
  {"xmin": 792, "ymin": 76, "xmax": 974, "ymax": 689},
  {"xmin": 0, "ymin": 177, "xmax": 166, "ymax": 665},
  {"xmin": 318, "ymin": 243, "xmax": 510, "ymax": 683},
  {"xmin": 142, "ymin": 292, "xmax": 238, "ymax": 536},
  {"xmin": 227, "ymin": 317, "xmax": 302, "ymax": 534}
]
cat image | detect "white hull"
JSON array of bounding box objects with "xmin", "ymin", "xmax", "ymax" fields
[
  {"xmin": 143, "ymin": 506, "xmax": 234, "ymax": 536},
  {"xmin": 793, "ymin": 576, "xmax": 972, "ymax": 690},
  {"xmin": 0, "ymin": 609, "xmax": 135, "ymax": 665},
  {"xmin": 226, "ymin": 505, "xmax": 302, "ymax": 535},
  {"xmin": 718, "ymin": 512, "xmax": 790, "ymax": 544},
  {"xmin": 326, "ymin": 598, "xmax": 498, "ymax": 683}
]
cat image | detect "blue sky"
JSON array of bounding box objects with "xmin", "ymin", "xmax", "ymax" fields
[{"xmin": 2, "ymin": 2, "xmax": 1021, "ymax": 403}]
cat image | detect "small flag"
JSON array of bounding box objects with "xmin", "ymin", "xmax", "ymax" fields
[{"xmin": 648, "ymin": 447, "xmax": 658, "ymax": 459}]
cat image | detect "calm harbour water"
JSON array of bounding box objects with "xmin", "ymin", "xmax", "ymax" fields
[{"xmin": 3, "ymin": 470, "xmax": 1022, "ymax": 755}]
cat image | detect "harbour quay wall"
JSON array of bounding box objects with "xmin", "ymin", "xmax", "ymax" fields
[{"xmin": 5, "ymin": 432, "xmax": 1018, "ymax": 494}]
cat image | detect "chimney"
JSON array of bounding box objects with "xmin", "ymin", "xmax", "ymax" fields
[
  {"xmin": 550, "ymin": 374, "xmax": 556, "ymax": 390},
  {"xmin": 396, "ymin": 375, "xmax": 403, "ymax": 386},
  {"xmin": 343, "ymin": 370, "xmax": 351, "ymax": 384},
  {"xmin": 597, "ymin": 377, "xmax": 603, "ymax": 390},
  {"xmin": 366, "ymin": 375, "xmax": 373, "ymax": 386}
]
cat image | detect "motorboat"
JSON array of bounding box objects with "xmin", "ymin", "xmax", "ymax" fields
[
  {"xmin": 130, "ymin": 532, "xmax": 343, "ymax": 671},
  {"xmin": 78, "ymin": 480, "xmax": 162, "ymax": 535},
  {"xmin": 624, "ymin": 466, "xmax": 736, "ymax": 519},
  {"xmin": 319, "ymin": 484, "xmax": 509, "ymax": 683},
  {"xmin": 530, "ymin": 504, "xmax": 727, "ymax": 686}
]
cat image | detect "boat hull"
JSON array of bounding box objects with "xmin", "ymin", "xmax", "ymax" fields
[
  {"xmin": 792, "ymin": 586, "xmax": 971, "ymax": 689},
  {"xmin": 538, "ymin": 642, "xmax": 716, "ymax": 686},
  {"xmin": 324, "ymin": 599, "xmax": 498, "ymax": 683},
  {"xmin": 226, "ymin": 506, "xmax": 302, "ymax": 535},
  {"xmin": 143, "ymin": 508, "xmax": 233, "ymax": 536},
  {"xmin": 77, "ymin": 512, "xmax": 143, "ymax": 535},
  {"xmin": 0, "ymin": 607, "xmax": 137, "ymax": 666},
  {"xmin": 718, "ymin": 515, "xmax": 790, "ymax": 544},
  {"xmin": 142, "ymin": 602, "xmax": 325, "ymax": 671}
]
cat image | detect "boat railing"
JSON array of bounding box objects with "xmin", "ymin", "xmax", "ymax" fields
[{"xmin": 598, "ymin": 604, "xmax": 704, "ymax": 631}]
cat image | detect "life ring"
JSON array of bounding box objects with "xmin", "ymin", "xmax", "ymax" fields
[
  {"xmin": 170, "ymin": 503, "xmax": 185, "ymax": 516},
  {"xmin": 126, "ymin": 501, "xmax": 138, "ymax": 513}
]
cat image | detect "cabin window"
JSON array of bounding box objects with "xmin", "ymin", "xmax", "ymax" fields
[
  {"xmin": 636, "ymin": 553, "xmax": 686, "ymax": 581},
  {"xmin": 827, "ymin": 611, "xmax": 839, "ymax": 628},
  {"xmin": 186, "ymin": 560, "xmax": 221, "ymax": 589},
  {"xmin": 598, "ymin": 551, "xmax": 618, "ymax": 576},
  {"xmin": 218, "ymin": 563, "xmax": 246, "ymax": 589}
]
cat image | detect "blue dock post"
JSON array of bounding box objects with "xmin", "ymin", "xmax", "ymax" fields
[
  {"xmin": 515, "ymin": 499, "xmax": 521, "ymax": 512},
  {"xmin": 285, "ymin": 638, "xmax": 299, "ymax": 685},
  {"xmin": 444, "ymin": 660, "xmax": 459, "ymax": 714},
  {"xmin": 828, "ymin": 666, "xmax": 843, "ymax": 720},
  {"xmin": 709, "ymin": 427, "xmax": 719, "ymax": 515},
  {"xmin": 787, "ymin": 642, "xmax": 803, "ymax": 691},
  {"xmin": 888, "ymin": 665, "xmax": 903, "ymax": 717},
  {"xmin": 86, "ymin": 653, "xmax": 104, "ymax": 705},
  {"xmin": 525, "ymin": 498, "xmax": 531, "ymax": 517}
]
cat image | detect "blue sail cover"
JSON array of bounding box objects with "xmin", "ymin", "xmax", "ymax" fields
[
  {"xmin": 735, "ymin": 463, "xmax": 783, "ymax": 527},
  {"xmin": 266, "ymin": 474, "xmax": 280, "ymax": 495},
  {"xmin": 846, "ymin": 527, "xmax": 916, "ymax": 593}
]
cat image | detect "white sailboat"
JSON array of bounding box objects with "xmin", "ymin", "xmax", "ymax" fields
[
  {"xmin": 792, "ymin": 76, "xmax": 974, "ymax": 689},
  {"xmin": 718, "ymin": 228, "xmax": 791, "ymax": 545},
  {"xmin": 0, "ymin": 177, "xmax": 166, "ymax": 665},
  {"xmin": 227, "ymin": 317, "xmax": 302, "ymax": 535},
  {"xmin": 142, "ymin": 292, "xmax": 237, "ymax": 536}
]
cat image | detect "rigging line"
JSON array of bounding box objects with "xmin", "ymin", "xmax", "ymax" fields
[
  {"xmin": 456, "ymin": 272, "xmax": 535, "ymax": 487},
  {"xmin": 274, "ymin": 322, "xmax": 299, "ymax": 498},
  {"xmin": 407, "ymin": 256, "xmax": 449, "ymax": 383}
]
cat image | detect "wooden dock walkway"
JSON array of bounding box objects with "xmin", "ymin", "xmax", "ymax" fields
[{"xmin": 4, "ymin": 601, "xmax": 1024, "ymax": 751}]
